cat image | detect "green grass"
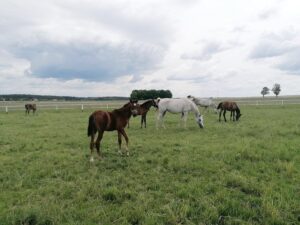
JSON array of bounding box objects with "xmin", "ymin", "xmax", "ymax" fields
[{"xmin": 0, "ymin": 105, "xmax": 300, "ymax": 225}]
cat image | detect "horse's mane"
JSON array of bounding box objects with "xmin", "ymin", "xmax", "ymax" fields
[
  {"xmin": 113, "ymin": 103, "xmax": 132, "ymax": 116},
  {"xmin": 187, "ymin": 98, "xmax": 201, "ymax": 116},
  {"xmin": 141, "ymin": 99, "xmax": 155, "ymax": 109}
]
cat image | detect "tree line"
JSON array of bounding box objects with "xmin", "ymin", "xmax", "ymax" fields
[{"xmin": 130, "ymin": 89, "xmax": 172, "ymax": 100}]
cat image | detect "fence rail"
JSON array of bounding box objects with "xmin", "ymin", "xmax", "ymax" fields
[
  {"xmin": 0, "ymin": 101, "xmax": 128, "ymax": 113},
  {"xmin": 1, "ymin": 99, "xmax": 300, "ymax": 113}
]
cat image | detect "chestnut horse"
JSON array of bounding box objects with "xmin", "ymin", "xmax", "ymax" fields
[
  {"xmin": 217, "ymin": 101, "xmax": 242, "ymax": 122},
  {"xmin": 138, "ymin": 99, "xmax": 157, "ymax": 128},
  {"xmin": 25, "ymin": 104, "xmax": 37, "ymax": 115},
  {"xmin": 87, "ymin": 100, "xmax": 139, "ymax": 161}
]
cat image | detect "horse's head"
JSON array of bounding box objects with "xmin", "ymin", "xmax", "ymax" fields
[
  {"xmin": 187, "ymin": 95, "xmax": 195, "ymax": 100},
  {"xmin": 129, "ymin": 99, "xmax": 139, "ymax": 117},
  {"xmin": 151, "ymin": 99, "xmax": 158, "ymax": 108},
  {"xmin": 236, "ymin": 112, "xmax": 242, "ymax": 121},
  {"xmin": 196, "ymin": 115, "xmax": 204, "ymax": 128}
]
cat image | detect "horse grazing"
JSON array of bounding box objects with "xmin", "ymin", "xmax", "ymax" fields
[
  {"xmin": 187, "ymin": 95, "xmax": 217, "ymax": 113},
  {"xmin": 87, "ymin": 100, "xmax": 139, "ymax": 161},
  {"xmin": 156, "ymin": 98, "xmax": 204, "ymax": 129},
  {"xmin": 137, "ymin": 99, "xmax": 157, "ymax": 128},
  {"xmin": 217, "ymin": 101, "xmax": 242, "ymax": 122},
  {"xmin": 25, "ymin": 104, "xmax": 37, "ymax": 115}
]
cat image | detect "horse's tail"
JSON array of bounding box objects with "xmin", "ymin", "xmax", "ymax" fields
[
  {"xmin": 87, "ymin": 114, "xmax": 96, "ymax": 137},
  {"xmin": 217, "ymin": 102, "xmax": 223, "ymax": 109}
]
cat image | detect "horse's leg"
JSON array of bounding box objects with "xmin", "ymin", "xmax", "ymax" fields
[
  {"xmin": 230, "ymin": 111, "xmax": 232, "ymax": 121},
  {"xmin": 119, "ymin": 129, "xmax": 129, "ymax": 156},
  {"xmin": 141, "ymin": 115, "xmax": 144, "ymax": 128},
  {"xmin": 142, "ymin": 113, "xmax": 147, "ymax": 128},
  {"xmin": 233, "ymin": 111, "xmax": 236, "ymax": 121},
  {"xmin": 219, "ymin": 109, "xmax": 222, "ymax": 122},
  {"xmin": 117, "ymin": 130, "xmax": 122, "ymax": 154},
  {"xmin": 89, "ymin": 132, "xmax": 96, "ymax": 162},
  {"xmin": 182, "ymin": 112, "xmax": 188, "ymax": 129},
  {"xmin": 156, "ymin": 112, "xmax": 163, "ymax": 129},
  {"xmin": 223, "ymin": 110, "xmax": 227, "ymax": 122},
  {"xmin": 204, "ymin": 106, "xmax": 208, "ymax": 113},
  {"xmin": 95, "ymin": 130, "xmax": 104, "ymax": 159},
  {"xmin": 161, "ymin": 111, "xmax": 166, "ymax": 129}
]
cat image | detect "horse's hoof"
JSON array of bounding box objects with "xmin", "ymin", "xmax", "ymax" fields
[
  {"xmin": 118, "ymin": 150, "xmax": 123, "ymax": 155},
  {"xmin": 126, "ymin": 152, "xmax": 130, "ymax": 156},
  {"xmin": 90, "ymin": 157, "xmax": 94, "ymax": 162}
]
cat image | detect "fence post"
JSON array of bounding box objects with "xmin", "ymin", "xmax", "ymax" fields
[
  {"xmin": 56, "ymin": 105, "xmax": 58, "ymax": 111},
  {"xmin": 81, "ymin": 104, "xmax": 84, "ymax": 112},
  {"xmin": 256, "ymin": 100, "xmax": 258, "ymax": 108},
  {"xmin": 282, "ymin": 100, "xmax": 284, "ymax": 106},
  {"xmin": 5, "ymin": 106, "xmax": 8, "ymax": 114}
]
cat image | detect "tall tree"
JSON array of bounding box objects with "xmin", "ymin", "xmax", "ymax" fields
[
  {"xmin": 261, "ymin": 87, "xmax": 270, "ymax": 98},
  {"xmin": 272, "ymin": 83, "xmax": 281, "ymax": 97}
]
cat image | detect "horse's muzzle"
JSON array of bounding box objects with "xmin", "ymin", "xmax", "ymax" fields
[{"xmin": 131, "ymin": 109, "xmax": 138, "ymax": 117}]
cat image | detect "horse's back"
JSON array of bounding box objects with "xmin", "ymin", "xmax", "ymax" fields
[
  {"xmin": 197, "ymin": 98, "xmax": 212, "ymax": 106},
  {"xmin": 91, "ymin": 110, "xmax": 116, "ymax": 131},
  {"xmin": 158, "ymin": 98, "xmax": 195, "ymax": 113},
  {"xmin": 220, "ymin": 101, "xmax": 238, "ymax": 110}
]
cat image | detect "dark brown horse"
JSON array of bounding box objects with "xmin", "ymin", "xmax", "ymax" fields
[
  {"xmin": 25, "ymin": 104, "xmax": 37, "ymax": 115},
  {"xmin": 87, "ymin": 100, "xmax": 139, "ymax": 161},
  {"xmin": 123, "ymin": 100, "xmax": 138, "ymax": 128},
  {"xmin": 217, "ymin": 101, "xmax": 242, "ymax": 122},
  {"xmin": 137, "ymin": 99, "xmax": 157, "ymax": 128}
]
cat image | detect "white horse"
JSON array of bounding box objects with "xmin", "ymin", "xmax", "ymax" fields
[
  {"xmin": 187, "ymin": 95, "xmax": 218, "ymax": 113},
  {"xmin": 156, "ymin": 98, "xmax": 204, "ymax": 129}
]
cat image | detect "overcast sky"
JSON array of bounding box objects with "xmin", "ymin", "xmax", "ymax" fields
[{"xmin": 1, "ymin": 0, "xmax": 300, "ymax": 97}]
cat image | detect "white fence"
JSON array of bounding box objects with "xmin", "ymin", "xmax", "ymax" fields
[
  {"xmin": 234, "ymin": 99, "xmax": 300, "ymax": 106},
  {"xmin": 1, "ymin": 98, "xmax": 300, "ymax": 113},
  {"xmin": 0, "ymin": 101, "xmax": 127, "ymax": 113}
]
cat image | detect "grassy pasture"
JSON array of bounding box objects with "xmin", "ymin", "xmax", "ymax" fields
[{"xmin": 0, "ymin": 105, "xmax": 300, "ymax": 225}]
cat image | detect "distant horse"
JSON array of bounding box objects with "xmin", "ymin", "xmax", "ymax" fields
[
  {"xmin": 156, "ymin": 98, "xmax": 204, "ymax": 129},
  {"xmin": 25, "ymin": 104, "xmax": 37, "ymax": 115},
  {"xmin": 87, "ymin": 100, "xmax": 139, "ymax": 161},
  {"xmin": 136, "ymin": 99, "xmax": 158, "ymax": 128},
  {"xmin": 187, "ymin": 95, "xmax": 218, "ymax": 113},
  {"xmin": 217, "ymin": 101, "xmax": 242, "ymax": 122}
]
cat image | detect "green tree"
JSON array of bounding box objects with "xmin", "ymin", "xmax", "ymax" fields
[
  {"xmin": 272, "ymin": 83, "xmax": 281, "ymax": 97},
  {"xmin": 261, "ymin": 87, "xmax": 270, "ymax": 98}
]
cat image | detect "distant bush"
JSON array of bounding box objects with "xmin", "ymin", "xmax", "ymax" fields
[{"xmin": 130, "ymin": 89, "xmax": 172, "ymax": 100}]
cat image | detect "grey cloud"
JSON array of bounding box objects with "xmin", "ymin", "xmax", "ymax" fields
[
  {"xmin": 277, "ymin": 48, "xmax": 300, "ymax": 75},
  {"xmin": 168, "ymin": 74, "xmax": 211, "ymax": 83},
  {"xmin": 258, "ymin": 9, "xmax": 277, "ymax": 20},
  {"xmin": 249, "ymin": 42, "xmax": 293, "ymax": 59},
  {"xmin": 181, "ymin": 42, "xmax": 228, "ymax": 61},
  {"xmin": 9, "ymin": 41, "xmax": 165, "ymax": 81},
  {"xmin": 57, "ymin": 1, "xmax": 172, "ymax": 47},
  {"xmin": 249, "ymin": 30, "xmax": 298, "ymax": 59}
]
